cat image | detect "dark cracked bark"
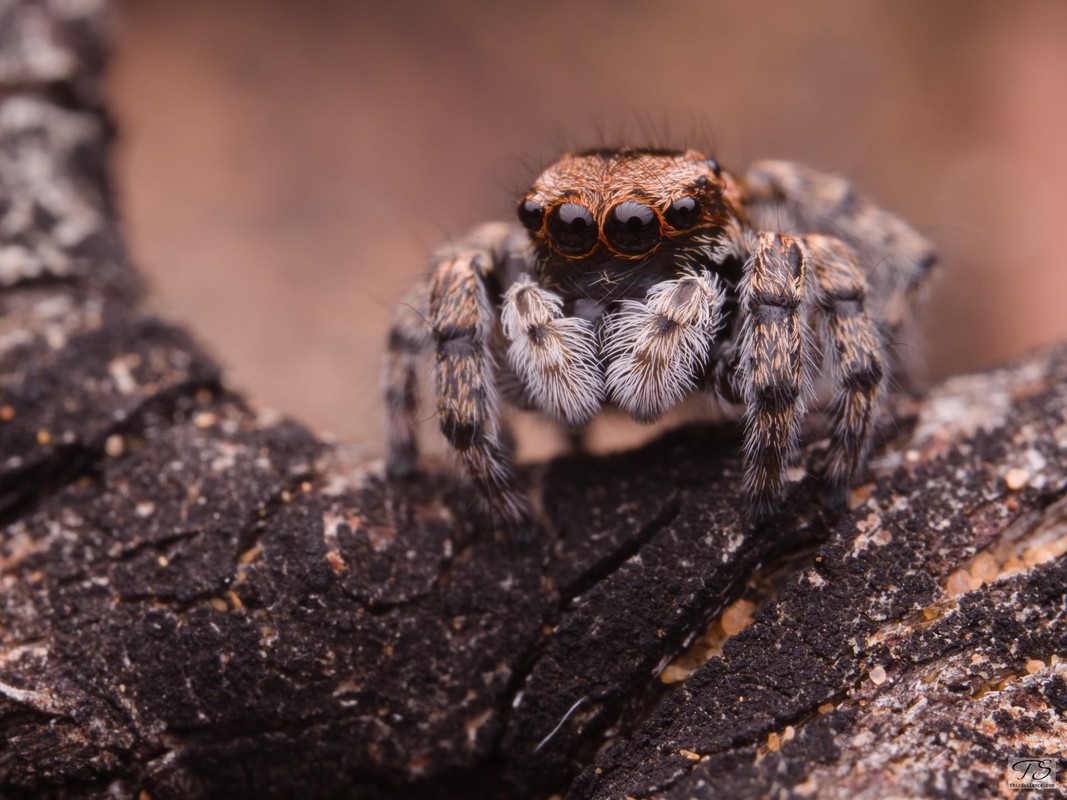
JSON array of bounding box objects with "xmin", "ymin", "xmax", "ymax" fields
[{"xmin": 1, "ymin": 3, "xmax": 1065, "ymax": 799}]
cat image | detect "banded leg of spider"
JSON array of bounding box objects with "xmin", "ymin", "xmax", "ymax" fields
[
  {"xmin": 430, "ymin": 251, "xmax": 533, "ymax": 538},
  {"xmin": 738, "ymin": 233, "xmax": 811, "ymax": 521},
  {"xmin": 501, "ymin": 275, "xmax": 604, "ymax": 426},
  {"xmin": 744, "ymin": 160, "xmax": 937, "ymax": 334},
  {"xmin": 384, "ymin": 281, "xmax": 431, "ymax": 478},
  {"xmin": 602, "ymin": 271, "xmax": 727, "ymax": 423},
  {"xmin": 803, "ymin": 234, "xmax": 886, "ymax": 499}
]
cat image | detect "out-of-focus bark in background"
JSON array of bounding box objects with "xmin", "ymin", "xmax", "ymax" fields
[{"xmin": 110, "ymin": 0, "xmax": 1067, "ymax": 453}]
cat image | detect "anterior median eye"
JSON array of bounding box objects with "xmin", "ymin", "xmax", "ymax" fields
[
  {"xmin": 547, "ymin": 202, "xmax": 598, "ymax": 255},
  {"xmin": 665, "ymin": 196, "xmax": 700, "ymax": 230},
  {"xmin": 518, "ymin": 198, "xmax": 544, "ymax": 231},
  {"xmin": 604, "ymin": 200, "xmax": 660, "ymax": 255}
]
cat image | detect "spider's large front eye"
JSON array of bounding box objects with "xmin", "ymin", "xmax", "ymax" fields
[
  {"xmin": 604, "ymin": 200, "xmax": 660, "ymax": 255},
  {"xmin": 547, "ymin": 202, "xmax": 598, "ymax": 255},
  {"xmin": 518, "ymin": 199, "xmax": 544, "ymax": 231},
  {"xmin": 665, "ymin": 196, "xmax": 700, "ymax": 230}
]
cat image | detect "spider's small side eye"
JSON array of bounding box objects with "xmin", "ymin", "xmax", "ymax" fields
[
  {"xmin": 604, "ymin": 200, "xmax": 660, "ymax": 255},
  {"xmin": 704, "ymin": 158, "xmax": 721, "ymax": 176},
  {"xmin": 518, "ymin": 199, "xmax": 544, "ymax": 231},
  {"xmin": 547, "ymin": 202, "xmax": 598, "ymax": 255},
  {"xmin": 665, "ymin": 196, "xmax": 700, "ymax": 230}
]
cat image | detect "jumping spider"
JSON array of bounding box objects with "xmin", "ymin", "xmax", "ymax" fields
[{"xmin": 384, "ymin": 149, "xmax": 935, "ymax": 538}]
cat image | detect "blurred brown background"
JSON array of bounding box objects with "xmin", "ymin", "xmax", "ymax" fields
[{"xmin": 110, "ymin": 0, "xmax": 1067, "ymax": 456}]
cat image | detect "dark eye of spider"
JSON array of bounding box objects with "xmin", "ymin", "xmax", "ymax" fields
[
  {"xmin": 518, "ymin": 198, "xmax": 544, "ymax": 231},
  {"xmin": 604, "ymin": 200, "xmax": 660, "ymax": 255},
  {"xmin": 665, "ymin": 196, "xmax": 700, "ymax": 230},
  {"xmin": 547, "ymin": 202, "xmax": 598, "ymax": 255}
]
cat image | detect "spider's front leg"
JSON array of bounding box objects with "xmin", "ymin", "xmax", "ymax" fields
[
  {"xmin": 804, "ymin": 234, "xmax": 885, "ymax": 497},
  {"xmin": 602, "ymin": 271, "xmax": 727, "ymax": 422},
  {"xmin": 429, "ymin": 251, "xmax": 533, "ymax": 537},
  {"xmin": 738, "ymin": 233, "xmax": 811, "ymax": 520}
]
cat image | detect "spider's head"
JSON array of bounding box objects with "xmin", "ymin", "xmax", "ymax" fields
[{"xmin": 517, "ymin": 149, "xmax": 740, "ymax": 295}]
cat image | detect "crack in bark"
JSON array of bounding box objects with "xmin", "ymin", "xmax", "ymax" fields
[{"xmin": 0, "ymin": 375, "xmax": 225, "ymax": 528}]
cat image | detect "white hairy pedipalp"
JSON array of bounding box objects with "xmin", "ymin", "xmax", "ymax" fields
[
  {"xmin": 501, "ymin": 275, "xmax": 605, "ymax": 426},
  {"xmin": 602, "ymin": 271, "xmax": 726, "ymax": 422}
]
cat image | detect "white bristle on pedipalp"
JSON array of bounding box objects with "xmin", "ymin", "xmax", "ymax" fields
[
  {"xmin": 502, "ymin": 276, "xmax": 605, "ymax": 426},
  {"xmin": 603, "ymin": 270, "xmax": 726, "ymax": 423}
]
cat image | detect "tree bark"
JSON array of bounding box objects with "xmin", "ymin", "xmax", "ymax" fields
[{"xmin": 1, "ymin": 3, "xmax": 1064, "ymax": 798}]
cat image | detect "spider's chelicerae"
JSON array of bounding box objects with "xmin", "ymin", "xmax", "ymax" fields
[{"xmin": 384, "ymin": 149, "xmax": 935, "ymax": 539}]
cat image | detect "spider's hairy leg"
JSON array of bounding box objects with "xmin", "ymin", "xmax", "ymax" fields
[
  {"xmin": 739, "ymin": 233, "xmax": 810, "ymax": 520},
  {"xmin": 603, "ymin": 271, "xmax": 727, "ymax": 423},
  {"xmin": 744, "ymin": 160, "xmax": 937, "ymax": 334},
  {"xmin": 430, "ymin": 251, "xmax": 532, "ymax": 537},
  {"xmin": 805, "ymin": 235, "xmax": 886, "ymax": 495},
  {"xmin": 501, "ymin": 276, "xmax": 604, "ymax": 426},
  {"xmin": 384, "ymin": 282, "xmax": 432, "ymax": 477}
]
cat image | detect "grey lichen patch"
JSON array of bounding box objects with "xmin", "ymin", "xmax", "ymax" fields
[
  {"xmin": 0, "ymin": 0, "xmax": 111, "ymax": 86},
  {"xmin": 0, "ymin": 94, "xmax": 109, "ymax": 286},
  {"xmin": 910, "ymin": 357, "xmax": 1050, "ymax": 450},
  {"xmin": 0, "ymin": 288, "xmax": 102, "ymax": 358},
  {"xmin": 0, "ymin": 676, "xmax": 69, "ymax": 715}
]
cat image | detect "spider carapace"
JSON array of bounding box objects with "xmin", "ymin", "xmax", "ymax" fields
[{"xmin": 384, "ymin": 148, "xmax": 935, "ymax": 539}]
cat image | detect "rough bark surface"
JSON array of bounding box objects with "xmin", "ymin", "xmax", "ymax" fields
[{"xmin": 1, "ymin": 3, "xmax": 1065, "ymax": 799}]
